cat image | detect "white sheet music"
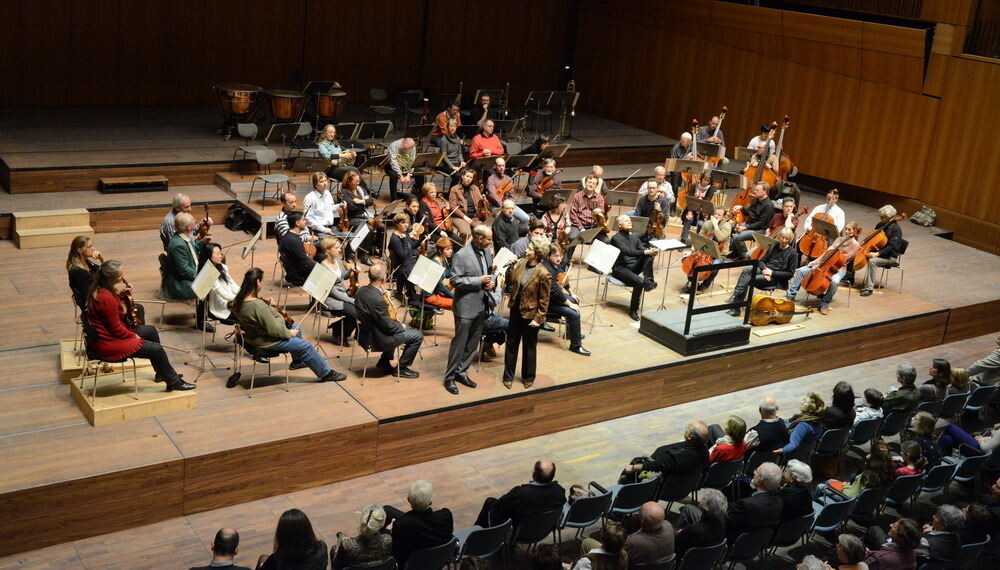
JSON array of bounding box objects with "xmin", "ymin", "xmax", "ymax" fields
[
  {"xmin": 408, "ymin": 256, "xmax": 446, "ymax": 293},
  {"xmin": 649, "ymin": 238, "xmax": 687, "ymax": 251},
  {"xmin": 192, "ymin": 263, "xmax": 220, "ymax": 301},
  {"xmin": 584, "ymin": 239, "xmax": 620, "ymax": 275},
  {"xmin": 302, "ymin": 263, "xmax": 337, "ymax": 304},
  {"xmin": 350, "ymin": 223, "xmax": 370, "ymax": 253}
]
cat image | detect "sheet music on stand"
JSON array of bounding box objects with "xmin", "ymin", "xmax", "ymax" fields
[
  {"xmin": 751, "ymin": 232, "xmax": 778, "ymax": 252},
  {"xmin": 810, "ymin": 217, "xmax": 840, "ymax": 240},
  {"xmin": 584, "ymin": 239, "xmax": 619, "ymax": 276},
  {"xmin": 242, "ymin": 224, "xmax": 265, "ymax": 260},
  {"xmin": 697, "ymin": 142, "xmax": 726, "ymax": 159},
  {"xmin": 302, "ymin": 264, "xmax": 337, "ymax": 304},
  {"xmin": 350, "ymin": 223, "xmax": 370, "ymax": 253},
  {"xmin": 686, "ymin": 196, "xmax": 716, "ymax": 217},
  {"xmin": 192, "ymin": 263, "xmax": 220, "ymax": 301},
  {"xmin": 408, "ymin": 256, "xmax": 445, "ymax": 293},
  {"xmin": 649, "ymin": 238, "xmax": 687, "ymax": 252},
  {"xmin": 491, "ymin": 247, "xmax": 517, "ymax": 279},
  {"xmin": 469, "ymin": 155, "xmax": 504, "ymax": 173}
]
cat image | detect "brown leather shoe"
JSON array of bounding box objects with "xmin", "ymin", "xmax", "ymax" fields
[{"xmin": 818, "ymin": 306, "xmax": 831, "ymax": 315}]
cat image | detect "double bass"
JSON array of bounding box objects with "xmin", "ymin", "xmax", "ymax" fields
[
  {"xmin": 676, "ymin": 119, "xmax": 700, "ymax": 212},
  {"xmin": 731, "ymin": 122, "xmax": 777, "ymax": 224},
  {"xmin": 853, "ymin": 213, "xmax": 907, "ymax": 271},
  {"xmin": 702, "ymin": 106, "xmax": 727, "ymax": 167},
  {"xmin": 774, "ymin": 115, "xmax": 796, "ymax": 181},
  {"xmin": 798, "ymin": 190, "xmax": 837, "ymax": 259}
]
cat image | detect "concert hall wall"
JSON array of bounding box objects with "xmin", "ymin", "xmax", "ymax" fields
[
  {"xmin": 0, "ymin": 0, "xmax": 571, "ymax": 107},
  {"xmin": 572, "ymin": 0, "xmax": 1000, "ymax": 254}
]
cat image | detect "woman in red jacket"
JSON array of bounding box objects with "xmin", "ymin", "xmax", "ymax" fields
[{"xmin": 85, "ymin": 260, "xmax": 195, "ymax": 391}]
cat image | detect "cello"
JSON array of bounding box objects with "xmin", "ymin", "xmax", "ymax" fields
[
  {"xmin": 749, "ymin": 206, "xmax": 809, "ymax": 260},
  {"xmin": 800, "ymin": 236, "xmax": 848, "ymax": 297},
  {"xmin": 682, "ymin": 211, "xmax": 734, "ymax": 283},
  {"xmin": 853, "ymin": 213, "xmax": 907, "ymax": 271},
  {"xmin": 676, "ymin": 119, "xmax": 699, "ymax": 212},
  {"xmin": 732, "ymin": 122, "xmax": 777, "ymax": 224},
  {"xmin": 798, "ymin": 190, "xmax": 837, "ymax": 259},
  {"xmin": 748, "ymin": 295, "xmax": 812, "ymax": 326}
]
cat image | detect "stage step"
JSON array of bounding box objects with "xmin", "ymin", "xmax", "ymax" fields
[
  {"xmin": 70, "ymin": 366, "xmax": 197, "ymax": 426},
  {"xmin": 59, "ymin": 339, "xmax": 152, "ymax": 383},
  {"xmin": 99, "ymin": 175, "xmax": 169, "ymax": 194},
  {"xmin": 14, "ymin": 208, "xmax": 93, "ymax": 249}
]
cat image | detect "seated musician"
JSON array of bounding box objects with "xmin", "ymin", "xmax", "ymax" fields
[
  {"xmin": 388, "ymin": 213, "xmax": 421, "ymax": 301},
  {"xmin": 436, "ymin": 118, "xmax": 466, "ymax": 188},
  {"xmin": 198, "ymin": 242, "xmax": 240, "ymax": 325},
  {"xmin": 678, "ymin": 171, "xmax": 715, "ymax": 242},
  {"xmin": 768, "ymin": 197, "xmax": 800, "ymax": 233},
  {"xmin": 164, "ymin": 212, "xmax": 213, "ymax": 331},
  {"xmin": 430, "ymin": 102, "xmax": 461, "ymax": 149},
  {"xmin": 726, "ymin": 228, "xmax": 797, "ymax": 317},
  {"xmin": 354, "ymin": 264, "xmax": 423, "ymax": 378},
  {"xmin": 633, "ymin": 180, "xmax": 671, "ymax": 218},
  {"xmin": 747, "ymin": 124, "xmax": 776, "ymax": 156},
  {"xmin": 86, "ymin": 259, "xmax": 195, "ymax": 391},
  {"xmin": 473, "ymin": 93, "xmax": 501, "ymax": 127},
  {"xmin": 314, "ymin": 237, "xmax": 358, "ymax": 346},
  {"xmin": 803, "ymin": 188, "xmax": 845, "ymax": 238},
  {"xmin": 468, "ymin": 119, "xmax": 506, "ymax": 162},
  {"xmin": 448, "ymin": 168, "xmax": 485, "ymax": 242},
  {"xmin": 303, "ymin": 172, "xmax": 348, "ymax": 237},
  {"xmin": 697, "ymin": 115, "xmax": 726, "ymax": 146},
  {"xmin": 568, "ymin": 175, "xmax": 609, "ymax": 249},
  {"xmin": 541, "ymin": 198, "xmax": 571, "ymax": 246},
  {"xmin": 316, "ymin": 124, "xmax": 370, "ymax": 191},
  {"xmin": 668, "ymin": 132, "xmax": 695, "ymax": 191},
  {"xmin": 729, "ymin": 182, "xmax": 775, "ymax": 259},
  {"xmin": 278, "ymin": 211, "xmax": 316, "ymax": 287},
  {"xmin": 340, "ymin": 170, "xmax": 377, "ymax": 264},
  {"xmin": 417, "ymin": 183, "xmax": 461, "ymax": 245},
  {"xmin": 423, "ymin": 236, "xmax": 456, "ymax": 310},
  {"xmin": 860, "ymin": 205, "xmax": 904, "ymax": 297},
  {"xmin": 650, "ymin": 165, "xmax": 676, "ymax": 207},
  {"xmin": 610, "ymin": 215, "xmax": 659, "ymax": 321},
  {"xmin": 582, "ymin": 165, "xmax": 610, "ymax": 195},
  {"xmin": 520, "ymin": 134, "xmax": 550, "ymax": 156},
  {"xmin": 485, "ymin": 157, "xmax": 531, "ymax": 223},
  {"xmin": 67, "ymin": 235, "xmax": 106, "ymax": 313},
  {"xmin": 232, "ymin": 267, "xmax": 347, "ymax": 383},
  {"xmin": 384, "ymin": 137, "xmax": 417, "ymax": 201},
  {"xmin": 492, "ymin": 200, "xmax": 528, "ymax": 253},
  {"xmin": 510, "ymin": 219, "xmax": 548, "ymax": 258},
  {"xmin": 541, "ymin": 244, "xmax": 590, "ymax": 356},
  {"xmin": 742, "ymin": 140, "xmax": 779, "ymax": 175},
  {"xmin": 786, "ymin": 222, "xmax": 861, "ymax": 315},
  {"xmin": 159, "ymin": 193, "xmax": 210, "ymax": 250},
  {"xmin": 680, "ymin": 207, "xmax": 732, "ymax": 294},
  {"xmin": 527, "ymin": 159, "xmax": 562, "ymax": 204},
  {"xmin": 274, "ymin": 192, "xmax": 315, "ymax": 248}
]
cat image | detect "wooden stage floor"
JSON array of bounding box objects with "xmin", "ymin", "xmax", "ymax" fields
[{"xmin": 0, "ymin": 190, "xmax": 998, "ymax": 555}]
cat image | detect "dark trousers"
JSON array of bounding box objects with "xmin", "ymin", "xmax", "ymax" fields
[
  {"xmin": 612, "ymin": 256, "xmax": 654, "ymax": 312},
  {"xmin": 504, "ymin": 308, "xmax": 540, "ymax": 383},
  {"xmin": 383, "ymin": 505, "xmax": 407, "ymax": 526},
  {"xmin": 327, "ymin": 302, "xmax": 358, "ymax": 340},
  {"xmin": 730, "ymin": 264, "xmax": 777, "ymax": 302},
  {"xmin": 132, "ymin": 324, "xmax": 181, "ymax": 383},
  {"xmin": 679, "ymin": 216, "xmax": 705, "ymax": 242},
  {"xmin": 548, "ymin": 304, "xmax": 583, "ymax": 347},
  {"xmin": 475, "ymin": 497, "xmax": 500, "ymax": 527},
  {"xmin": 377, "ymin": 328, "xmax": 423, "ymax": 369},
  {"xmin": 445, "ymin": 311, "xmax": 487, "ymax": 381},
  {"xmin": 384, "ymin": 166, "xmax": 402, "ymax": 201}
]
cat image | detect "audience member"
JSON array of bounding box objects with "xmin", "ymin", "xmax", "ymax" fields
[
  {"xmin": 796, "ymin": 555, "xmax": 826, "ymax": 570},
  {"xmin": 822, "ymin": 381, "xmax": 856, "ymax": 429},
  {"xmin": 894, "ymin": 440, "xmax": 927, "ymax": 476},
  {"xmin": 775, "ymin": 393, "xmax": 824, "ymax": 461},
  {"xmin": 707, "ymin": 415, "xmax": 747, "ymax": 463},
  {"xmin": 530, "ymin": 544, "xmax": 563, "ymax": 570},
  {"xmin": 830, "ymin": 533, "xmax": 867, "ymax": 570},
  {"xmin": 778, "ymin": 460, "xmax": 814, "ymax": 521},
  {"xmin": 959, "ymin": 503, "xmax": 992, "ymax": 545},
  {"xmin": 190, "ymin": 528, "xmax": 250, "ymax": 570},
  {"xmin": 745, "ymin": 396, "xmax": 788, "ymax": 453},
  {"xmin": 949, "ymin": 367, "xmax": 971, "ymax": 395},
  {"xmin": 568, "ymin": 521, "xmax": 628, "ymax": 570},
  {"xmin": 854, "ymin": 388, "xmax": 884, "ymax": 425},
  {"xmin": 257, "ymin": 509, "xmax": 327, "ymax": 570},
  {"xmin": 331, "ymin": 505, "xmax": 392, "ymax": 570},
  {"xmin": 622, "ymin": 502, "xmax": 674, "ymax": 567},
  {"xmin": 726, "ymin": 462, "xmax": 783, "ymax": 540},
  {"xmin": 818, "ymin": 445, "xmax": 895, "ymax": 500},
  {"xmin": 621, "ymin": 422, "xmax": 709, "ymax": 484},
  {"xmin": 968, "ymin": 334, "xmax": 1000, "ymax": 386},
  {"xmin": 918, "ymin": 504, "xmax": 964, "ymax": 564},
  {"xmin": 863, "ymin": 517, "xmax": 920, "ymax": 570},
  {"xmin": 474, "ymin": 459, "xmax": 566, "ymax": 528},
  {"xmin": 920, "ymin": 358, "xmax": 951, "ymax": 401},
  {"xmin": 383, "ymin": 480, "xmax": 454, "ymax": 566},
  {"xmin": 883, "ymin": 363, "xmax": 920, "ymax": 413},
  {"xmin": 909, "ymin": 411, "xmax": 943, "ymax": 468},
  {"xmin": 674, "ymin": 488, "xmax": 727, "ymax": 558}
]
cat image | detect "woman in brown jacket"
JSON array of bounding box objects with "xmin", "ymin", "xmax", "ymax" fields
[
  {"xmin": 448, "ymin": 168, "xmax": 484, "ymax": 242},
  {"xmin": 503, "ymin": 237, "xmax": 552, "ymax": 389}
]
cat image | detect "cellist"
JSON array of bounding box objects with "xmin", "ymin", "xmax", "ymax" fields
[
  {"xmin": 860, "ymin": 205, "xmax": 905, "ymax": 297},
  {"xmin": 785, "ymin": 222, "xmax": 861, "ymax": 315},
  {"xmin": 729, "ymin": 182, "xmax": 775, "ymax": 258},
  {"xmin": 726, "ymin": 228, "xmax": 797, "ymax": 317},
  {"xmin": 678, "ymin": 171, "xmax": 715, "ymax": 242},
  {"xmin": 803, "ymin": 189, "xmax": 845, "ymax": 236},
  {"xmin": 742, "ymin": 140, "xmax": 779, "ymax": 175},
  {"xmin": 681, "ymin": 207, "xmax": 733, "ymax": 294}
]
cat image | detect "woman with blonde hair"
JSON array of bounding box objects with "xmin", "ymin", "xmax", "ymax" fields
[
  {"xmin": 313, "ymin": 237, "xmax": 358, "ymax": 346},
  {"xmin": 708, "ymin": 415, "xmax": 748, "ymax": 463},
  {"xmin": 331, "ymin": 504, "xmax": 392, "ymax": 570},
  {"xmin": 67, "ymin": 235, "xmax": 105, "ymax": 311},
  {"xmin": 502, "ymin": 237, "xmax": 552, "ymax": 389},
  {"xmin": 949, "ymin": 367, "xmax": 971, "ymax": 395},
  {"xmin": 774, "ymin": 393, "xmax": 825, "ymax": 459}
]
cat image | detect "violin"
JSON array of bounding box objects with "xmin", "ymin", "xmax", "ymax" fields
[
  {"xmin": 476, "ymin": 196, "xmax": 491, "ymax": 222},
  {"xmin": 337, "ymin": 187, "xmax": 353, "ymax": 233},
  {"xmin": 749, "ymin": 206, "xmax": 809, "ymax": 260},
  {"xmin": 677, "ymin": 119, "xmax": 699, "ymax": 212},
  {"xmin": 536, "ymin": 168, "xmax": 564, "ymax": 195},
  {"xmin": 120, "ymin": 278, "xmax": 140, "ymax": 328},
  {"xmin": 382, "ymin": 289, "xmax": 398, "ymax": 321},
  {"xmin": 748, "ymin": 294, "xmax": 812, "ymax": 326},
  {"xmin": 853, "ymin": 213, "xmax": 907, "ymax": 271},
  {"xmin": 344, "ymin": 255, "xmax": 360, "ymax": 297},
  {"xmin": 800, "ymin": 237, "xmax": 848, "ymax": 297},
  {"xmin": 799, "ymin": 190, "xmax": 837, "ymax": 259},
  {"xmin": 647, "ymin": 206, "xmax": 666, "ymax": 238},
  {"xmin": 196, "ymin": 204, "xmax": 212, "ymax": 241},
  {"xmin": 261, "ymin": 297, "xmax": 294, "ymax": 326}
]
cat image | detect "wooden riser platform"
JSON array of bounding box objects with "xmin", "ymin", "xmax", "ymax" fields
[{"xmin": 70, "ymin": 368, "xmax": 197, "ymax": 426}]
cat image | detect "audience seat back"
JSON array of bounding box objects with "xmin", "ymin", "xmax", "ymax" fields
[
  {"xmin": 937, "ymin": 392, "xmax": 970, "ymax": 420},
  {"xmin": 883, "ymin": 473, "xmax": 924, "ymax": 509},
  {"xmin": 403, "ymin": 537, "xmax": 457, "ymax": 570},
  {"xmin": 849, "ymin": 486, "xmax": 888, "ymax": 521},
  {"xmin": 457, "ymin": 519, "xmax": 511, "ymax": 561},
  {"xmin": 769, "ymin": 512, "xmax": 814, "ymax": 549},
  {"xmin": 811, "ymin": 495, "xmax": 856, "ymax": 534},
  {"xmin": 724, "ymin": 528, "xmax": 773, "ymax": 566},
  {"xmin": 677, "ymin": 540, "xmax": 726, "ymax": 570},
  {"xmin": 919, "ymin": 462, "xmax": 958, "ymax": 494},
  {"xmin": 511, "ymin": 509, "xmax": 561, "ymax": 548},
  {"xmin": 847, "ymin": 417, "xmax": 881, "ymax": 447},
  {"xmin": 610, "ymin": 476, "xmax": 659, "ymax": 516},
  {"xmin": 877, "ymin": 410, "xmax": 909, "ymax": 439}
]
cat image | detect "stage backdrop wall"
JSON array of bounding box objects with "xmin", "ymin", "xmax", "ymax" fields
[
  {"xmin": 572, "ymin": 0, "xmax": 1000, "ymax": 253},
  {"xmin": 0, "ymin": 0, "xmax": 571, "ymax": 107}
]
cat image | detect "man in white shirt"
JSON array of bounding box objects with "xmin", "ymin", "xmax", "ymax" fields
[
  {"xmin": 803, "ymin": 188, "xmax": 846, "ymax": 235},
  {"xmin": 747, "ymin": 124, "xmax": 776, "ymax": 156},
  {"xmin": 303, "ymin": 173, "xmax": 347, "ymax": 236}
]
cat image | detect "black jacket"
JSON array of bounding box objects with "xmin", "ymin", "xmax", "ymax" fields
[
  {"xmin": 675, "ymin": 512, "xmax": 725, "ymax": 557},
  {"xmin": 490, "ymin": 481, "xmax": 567, "ymax": 526},
  {"xmin": 875, "ymin": 220, "xmax": 904, "ymax": 259},
  {"xmin": 391, "ymin": 507, "xmax": 455, "ymax": 566},
  {"xmin": 645, "ymin": 440, "xmax": 708, "ymax": 478},
  {"xmin": 744, "ymin": 198, "xmax": 775, "ymax": 232},
  {"xmin": 355, "ymin": 285, "xmax": 405, "ymax": 352},
  {"xmin": 882, "ymin": 385, "xmax": 919, "ymax": 413},
  {"xmin": 726, "ymin": 491, "xmax": 783, "ymax": 540},
  {"xmin": 278, "ymin": 231, "xmax": 315, "ymax": 286},
  {"xmin": 611, "ymin": 230, "xmax": 650, "ymax": 270},
  {"xmin": 821, "ymin": 406, "xmax": 856, "ymax": 430},
  {"xmin": 344, "ymin": 188, "xmax": 374, "ymax": 221},
  {"xmin": 492, "ymin": 213, "xmax": 526, "ymax": 252},
  {"xmin": 758, "ymin": 244, "xmax": 798, "ymax": 286},
  {"xmin": 777, "ymin": 486, "xmax": 813, "ymax": 522},
  {"xmin": 541, "ymin": 259, "xmax": 572, "ymax": 307}
]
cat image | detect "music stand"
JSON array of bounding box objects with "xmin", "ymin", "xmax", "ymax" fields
[
  {"xmin": 540, "ymin": 189, "xmax": 573, "ymax": 209},
  {"xmin": 605, "ymin": 190, "xmax": 639, "ymax": 216},
  {"xmin": 456, "ymin": 125, "xmax": 479, "ymax": 140},
  {"xmin": 536, "ymin": 143, "xmax": 570, "ymax": 161},
  {"xmin": 697, "ymin": 142, "xmax": 725, "ymax": 159},
  {"xmin": 709, "ymin": 169, "xmax": 745, "ymax": 189},
  {"xmin": 686, "ymin": 196, "xmax": 716, "ymax": 217},
  {"xmin": 407, "ymin": 256, "xmax": 446, "ymax": 346},
  {"xmin": 648, "ymin": 237, "xmax": 688, "ymax": 309},
  {"xmin": 581, "ymin": 239, "xmax": 619, "ymax": 331},
  {"xmin": 356, "ymin": 121, "xmax": 392, "ymax": 141},
  {"xmin": 750, "ymin": 232, "xmax": 778, "ymax": 253},
  {"xmin": 403, "ymin": 123, "xmax": 435, "ymax": 142},
  {"xmin": 292, "ymin": 157, "xmax": 332, "ymax": 173},
  {"xmin": 664, "ymin": 158, "xmax": 707, "ymax": 176},
  {"xmin": 549, "ymin": 91, "xmax": 580, "ymax": 142},
  {"xmin": 335, "ymin": 122, "xmax": 360, "ymax": 140},
  {"xmin": 241, "ymin": 224, "xmax": 266, "ymax": 268},
  {"xmin": 265, "ymin": 123, "xmax": 302, "ymax": 170},
  {"xmin": 472, "ymin": 88, "xmax": 505, "ymax": 106},
  {"xmin": 191, "ymin": 263, "xmax": 222, "ymax": 380},
  {"xmin": 810, "ymin": 217, "xmax": 840, "ymax": 241},
  {"xmin": 300, "ymin": 263, "xmax": 338, "ymax": 356},
  {"xmin": 492, "ymin": 119, "xmax": 517, "ymax": 137},
  {"xmin": 506, "ymin": 153, "xmax": 535, "ymax": 172}
]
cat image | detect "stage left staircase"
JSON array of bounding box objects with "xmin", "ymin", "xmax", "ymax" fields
[{"xmin": 13, "ymin": 208, "xmax": 93, "ymax": 249}]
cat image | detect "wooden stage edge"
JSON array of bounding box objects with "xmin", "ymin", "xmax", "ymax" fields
[{"xmin": 3, "ymin": 303, "xmax": 996, "ymax": 557}]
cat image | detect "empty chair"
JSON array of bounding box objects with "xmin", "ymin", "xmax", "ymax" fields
[
  {"xmin": 556, "ymin": 490, "xmax": 612, "ymax": 543},
  {"xmin": 454, "ymin": 518, "xmax": 511, "ymax": 564},
  {"xmin": 677, "ymin": 540, "xmax": 726, "ymax": 570},
  {"xmin": 657, "ymin": 469, "xmax": 704, "ymax": 512},
  {"xmin": 882, "ymin": 473, "xmax": 924, "ymax": 512},
  {"xmin": 937, "ymin": 392, "xmax": 969, "ymax": 421},
  {"xmin": 877, "ymin": 409, "xmax": 910, "ymax": 440},
  {"xmin": 697, "ymin": 459, "xmax": 744, "ymax": 498},
  {"xmin": 808, "ymin": 495, "xmax": 856, "ymax": 541},
  {"xmin": 248, "ymin": 149, "xmax": 290, "ymax": 205},
  {"xmin": 233, "ymin": 123, "xmax": 269, "ymax": 171},
  {"xmin": 811, "ymin": 428, "xmax": 849, "ymax": 461},
  {"xmin": 951, "ymin": 450, "xmax": 991, "ymax": 500},
  {"xmin": 369, "ymin": 88, "xmax": 396, "ymax": 127},
  {"xmin": 913, "ymin": 399, "xmax": 942, "ymax": 418},
  {"xmin": 606, "ymin": 476, "xmax": 659, "ymax": 518},
  {"xmin": 767, "ymin": 512, "xmax": 814, "ymax": 554},
  {"xmin": 723, "ymin": 528, "xmax": 773, "ymax": 568},
  {"xmin": 919, "ymin": 462, "xmax": 958, "ymax": 495},
  {"xmin": 847, "ymin": 487, "xmax": 888, "ymax": 525},
  {"xmin": 404, "ymin": 537, "xmax": 457, "ymax": 570},
  {"xmin": 511, "ymin": 509, "xmax": 561, "ymax": 551},
  {"xmin": 846, "ymin": 417, "xmax": 882, "ymax": 453},
  {"xmin": 949, "ymin": 535, "xmax": 991, "ymax": 570},
  {"xmin": 962, "ymin": 384, "xmax": 997, "ymax": 423}
]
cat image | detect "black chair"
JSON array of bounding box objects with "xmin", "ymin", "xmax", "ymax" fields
[
  {"xmin": 949, "ymin": 535, "xmax": 991, "ymax": 569},
  {"xmin": 511, "ymin": 509, "xmax": 561, "ymax": 551},
  {"xmin": 767, "ymin": 512, "xmax": 814, "ymax": 555},
  {"xmin": 919, "ymin": 462, "xmax": 958, "ymax": 495},
  {"xmin": 914, "ymin": 399, "xmax": 942, "ymax": 418},
  {"xmin": 951, "ymin": 449, "xmax": 991, "ymax": 501},
  {"xmin": 810, "ymin": 428, "xmax": 850, "ymax": 477},
  {"xmin": 882, "ymin": 473, "xmax": 924, "ymax": 513},
  {"xmin": 937, "ymin": 392, "xmax": 969, "ymax": 421},
  {"xmin": 877, "ymin": 409, "xmax": 910, "ymax": 440},
  {"xmin": 723, "ymin": 528, "xmax": 773, "ymax": 569},
  {"xmin": 808, "ymin": 495, "xmax": 856, "ymax": 541},
  {"xmin": 658, "ymin": 469, "xmax": 704, "ymax": 512},
  {"xmin": 607, "ymin": 476, "xmax": 659, "ymax": 519},
  {"xmin": 556, "ymin": 490, "xmax": 612, "ymax": 543},
  {"xmin": 962, "ymin": 384, "xmax": 997, "ymax": 426},
  {"xmin": 845, "ymin": 417, "xmax": 882, "ymax": 456},
  {"xmin": 404, "ymin": 537, "xmax": 457, "ymax": 570},
  {"xmin": 454, "ymin": 518, "xmax": 511, "ymax": 565},
  {"xmin": 344, "ymin": 557, "xmax": 396, "ymax": 570},
  {"xmin": 847, "ymin": 486, "xmax": 889, "ymax": 526},
  {"xmin": 677, "ymin": 540, "xmax": 726, "ymax": 570},
  {"xmin": 696, "ymin": 459, "xmax": 744, "ymax": 499}
]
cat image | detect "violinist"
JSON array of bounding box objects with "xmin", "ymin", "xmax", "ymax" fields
[
  {"xmin": 634, "ymin": 180, "xmax": 671, "ymax": 218},
  {"xmin": 860, "ymin": 205, "xmax": 904, "ymax": 297},
  {"xmin": 729, "ymin": 182, "xmax": 775, "ymax": 259},
  {"xmin": 678, "ymin": 171, "xmax": 715, "ymax": 242},
  {"xmin": 726, "ymin": 228, "xmax": 797, "ymax": 317},
  {"xmin": 680, "ymin": 207, "xmax": 732, "ymax": 294},
  {"xmin": 67, "ymin": 235, "xmax": 106, "ymax": 312},
  {"xmin": 468, "ymin": 119, "xmax": 505, "ymax": 161},
  {"xmin": 803, "ymin": 189, "xmax": 845, "ymax": 236},
  {"xmin": 423, "ymin": 236, "xmax": 456, "ymax": 311},
  {"xmin": 510, "ymin": 219, "xmax": 548, "ymax": 259},
  {"xmin": 274, "ymin": 192, "xmax": 315, "ymax": 249},
  {"xmin": 388, "ymin": 213, "xmax": 421, "ymax": 301},
  {"xmin": 159, "ymin": 192, "xmax": 210, "ymax": 250},
  {"xmin": 448, "ymin": 168, "xmax": 485, "ymax": 242},
  {"xmin": 697, "ymin": 115, "xmax": 725, "ymax": 146},
  {"xmin": 435, "ymin": 118, "xmax": 465, "ymax": 188},
  {"xmin": 541, "ymin": 245, "xmax": 590, "ymax": 356},
  {"xmin": 581, "ymin": 165, "xmax": 610, "ymax": 195},
  {"xmin": 340, "ymin": 170, "xmax": 377, "ymax": 264},
  {"xmin": 485, "ymin": 157, "xmax": 531, "ymax": 223},
  {"xmin": 527, "ymin": 159, "xmax": 562, "ymax": 203},
  {"xmin": 785, "ymin": 222, "xmax": 861, "ymax": 314},
  {"xmin": 313, "ymin": 237, "xmax": 358, "ymax": 346},
  {"xmin": 354, "ymin": 264, "xmax": 423, "ymax": 379},
  {"xmin": 303, "ymin": 172, "xmax": 348, "ymax": 237},
  {"xmin": 198, "ymin": 242, "xmax": 240, "ymax": 325},
  {"xmin": 164, "ymin": 212, "xmax": 213, "ymax": 331},
  {"xmin": 768, "ymin": 198, "xmax": 800, "ymax": 233},
  {"xmin": 743, "ymin": 140, "xmax": 779, "ymax": 175},
  {"xmin": 568, "ymin": 175, "xmax": 607, "ymax": 243},
  {"xmin": 541, "ymin": 198, "xmax": 571, "ymax": 245},
  {"xmin": 648, "ymin": 165, "xmax": 675, "ymax": 205},
  {"xmin": 232, "ymin": 267, "xmax": 347, "ymax": 383},
  {"xmin": 610, "ymin": 215, "xmax": 659, "ymax": 321},
  {"xmin": 278, "ymin": 211, "xmax": 316, "ymax": 287},
  {"xmin": 492, "ymin": 199, "xmax": 528, "ymax": 252},
  {"xmin": 86, "ymin": 260, "xmax": 195, "ymax": 391}
]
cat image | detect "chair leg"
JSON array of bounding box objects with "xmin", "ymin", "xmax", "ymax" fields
[
  {"xmin": 361, "ymin": 349, "xmax": 370, "ymax": 386},
  {"xmin": 248, "ymin": 360, "xmax": 257, "ymax": 398},
  {"xmin": 90, "ymin": 360, "xmax": 100, "ymax": 405},
  {"xmin": 249, "ymin": 179, "xmax": 257, "ymax": 206},
  {"xmin": 131, "ymin": 358, "xmax": 138, "ymax": 400},
  {"xmin": 283, "ymin": 354, "xmax": 290, "ymax": 392}
]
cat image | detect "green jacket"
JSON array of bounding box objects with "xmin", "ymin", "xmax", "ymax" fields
[
  {"xmin": 235, "ymin": 299, "xmax": 291, "ymax": 349},
  {"xmin": 163, "ymin": 234, "xmax": 204, "ymax": 300}
]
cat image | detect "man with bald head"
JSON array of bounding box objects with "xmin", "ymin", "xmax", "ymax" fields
[
  {"xmin": 190, "ymin": 528, "xmax": 250, "ymax": 570},
  {"xmin": 622, "ymin": 422, "xmax": 709, "ymax": 484},
  {"xmin": 475, "ymin": 459, "xmax": 567, "ymax": 528},
  {"xmin": 726, "ymin": 462, "xmax": 784, "ymax": 541},
  {"xmin": 745, "ymin": 396, "xmax": 789, "ymax": 453},
  {"xmin": 625, "ymin": 502, "xmax": 675, "ymax": 566}
]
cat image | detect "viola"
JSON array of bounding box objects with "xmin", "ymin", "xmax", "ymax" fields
[
  {"xmin": 749, "ymin": 206, "xmax": 809, "ymax": 260},
  {"xmin": 800, "ymin": 239, "xmax": 847, "ymax": 297},
  {"xmin": 120, "ymin": 278, "xmax": 140, "ymax": 328},
  {"xmin": 261, "ymin": 297, "xmax": 294, "ymax": 326},
  {"xmin": 476, "ymin": 196, "xmax": 491, "ymax": 222},
  {"xmin": 647, "ymin": 207, "xmax": 666, "ymax": 239},
  {"xmin": 536, "ymin": 168, "xmax": 563, "ymax": 194},
  {"xmin": 799, "ymin": 190, "xmax": 837, "ymax": 259},
  {"xmin": 196, "ymin": 204, "xmax": 212, "ymax": 241},
  {"xmin": 496, "ymin": 177, "xmax": 515, "ymax": 201},
  {"xmin": 382, "ymin": 289, "xmax": 398, "ymax": 321},
  {"xmin": 853, "ymin": 213, "xmax": 907, "ymax": 271},
  {"xmin": 748, "ymin": 294, "xmax": 812, "ymax": 326}
]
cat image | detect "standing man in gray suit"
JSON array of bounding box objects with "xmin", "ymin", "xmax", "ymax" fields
[{"xmin": 443, "ymin": 225, "xmax": 495, "ymax": 394}]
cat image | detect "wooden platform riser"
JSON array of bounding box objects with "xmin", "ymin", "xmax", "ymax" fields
[
  {"xmin": 6, "ymin": 162, "xmax": 236, "ymax": 194},
  {"xmin": 13, "ymin": 211, "xmax": 90, "ymax": 230},
  {"xmin": 16, "ymin": 227, "xmax": 93, "ymax": 249}
]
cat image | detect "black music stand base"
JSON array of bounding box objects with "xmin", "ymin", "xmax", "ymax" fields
[{"xmin": 638, "ymin": 307, "xmax": 749, "ymax": 356}]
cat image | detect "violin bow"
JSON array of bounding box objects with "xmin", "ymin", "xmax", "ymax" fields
[{"xmin": 609, "ymin": 168, "xmax": 642, "ymax": 192}]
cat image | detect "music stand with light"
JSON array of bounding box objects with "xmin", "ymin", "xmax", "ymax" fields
[{"xmin": 356, "ymin": 121, "xmax": 392, "ymax": 141}]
